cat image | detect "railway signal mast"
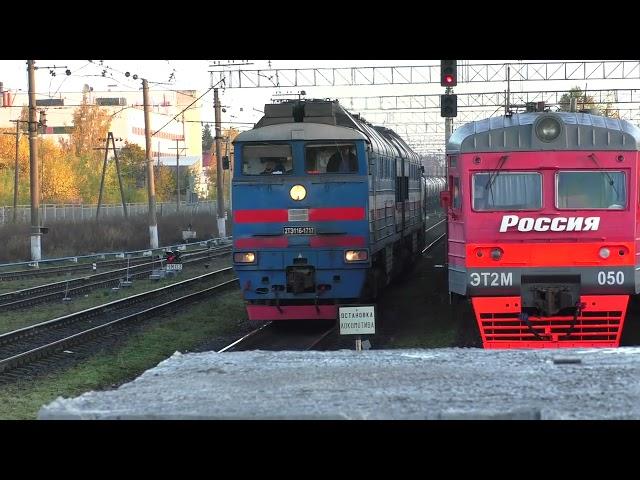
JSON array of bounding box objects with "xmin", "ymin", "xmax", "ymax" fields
[{"xmin": 440, "ymin": 60, "xmax": 458, "ymax": 144}]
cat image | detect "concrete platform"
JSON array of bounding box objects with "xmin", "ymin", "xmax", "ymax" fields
[{"xmin": 38, "ymin": 348, "xmax": 640, "ymax": 419}]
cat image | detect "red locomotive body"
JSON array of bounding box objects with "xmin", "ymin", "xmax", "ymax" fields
[{"xmin": 445, "ymin": 111, "xmax": 640, "ymax": 348}]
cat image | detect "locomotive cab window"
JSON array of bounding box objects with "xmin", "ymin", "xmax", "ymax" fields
[
  {"xmin": 472, "ymin": 172, "xmax": 542, "ymax": 211},
  {"xmin": 305, "ymin": 143, "xmax": 358, "ymax": 174},
  {"xmin": 556, "ymin": 170, "xmax": 627, "ymax": 209},
  {"xmin": 242, "ymin": 144, "xmax": 293, "ymax": 175}
]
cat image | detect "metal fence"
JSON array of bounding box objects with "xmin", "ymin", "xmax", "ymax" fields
[{"xmin": 0, "ymin": 201, "xmax": 218, "ymax": 225}]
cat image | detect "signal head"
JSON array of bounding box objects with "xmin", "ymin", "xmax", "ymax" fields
[{"xmin": 441, "ymin": 60, "xmax": 457, "ymax": 87}]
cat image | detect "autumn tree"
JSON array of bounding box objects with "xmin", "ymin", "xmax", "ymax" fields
[
  {"xmin": 61, "ymin": 92, "xmax": 112, "ymax": 160},
  {"xmin": 205, "ymin": 127, "xmax": 239, "ymax": 203},
  {"xmin": 0, "ymin": 128, "xmax": 32, "ymax": 205},
  {"xmin": 39, "ymin": 138, "xmax": 80, "ymax": 203},
  {"xmin": 114, "ymin": 142, "xmax": 147, "ymax": 203},
  {"xmin": 202, "ymin": 124, "xmax": 214, "ymax": 152},
  {"xmin": 557, "ymin": 87, "xmax": 619, "ymax": 118},
  {"xmin": 155, "ymin": 166, "xmax": 176, "ymax": 202}
]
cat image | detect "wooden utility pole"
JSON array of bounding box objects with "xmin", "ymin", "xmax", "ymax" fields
[
  {"xmin": 95, "ymin": 132, "xmax": 128, "ymax": 219},
  {"xmin": 142, "ymin": 79, "xmax": 159, "ymax": 248},
  {"xmin": 95, "ymin": 135, "xmax": 110, "ymax": 219},
  {"xmin": 214, "ymin": 88, "xmax": 226, "ymax": 237},
  {"xmin": 27, "ymin": 60, "xmax": 41, "ymax": 261}
]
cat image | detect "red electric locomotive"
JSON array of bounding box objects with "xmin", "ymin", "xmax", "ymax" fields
[{"xmin": 444, "ymin": 108, "xmax": 640, "ymax": 348}]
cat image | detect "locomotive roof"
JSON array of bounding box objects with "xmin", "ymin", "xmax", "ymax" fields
[
  {"xmin": 234, "ymin": 99, "xmax": 419, "ymax": 161},
  {"xmin": 447, "ymin": 111, "xmax": 640, "ymax": 153},
  {"xmin": 234, "ymin": 122, "xmax": 368, "ymax": 143}
]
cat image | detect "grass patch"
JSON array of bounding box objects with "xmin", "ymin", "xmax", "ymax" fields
[{"xmin": 0, "ymin": 289, "xmax": 248, "ymax": 420}]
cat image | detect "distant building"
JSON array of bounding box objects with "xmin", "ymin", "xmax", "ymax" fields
[{"xmin": 0, "ymin": 83, "xmax": 209, "ymax": 199}]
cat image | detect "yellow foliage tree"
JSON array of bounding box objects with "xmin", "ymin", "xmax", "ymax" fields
[
  {"xmin": 0, "ymin": 128, "xmax": 29, "ymax": 173},
  {"xmin": 156, "ymin": 165, "xmax": 177, "ymax": 202},
  {"xmin": 39, "ymin": 138, "xmax": 80, "ymax": 203},
  {"xmin": 206, "ymin": 127, "xmax": 240, "ymax": 202},
  {"xmin": 61, "ymin": 93, "xmax": 112, "ymax": 162}
]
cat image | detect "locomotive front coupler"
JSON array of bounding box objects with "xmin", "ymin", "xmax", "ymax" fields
[{"xmin": 520, "ymin": 274, "xmax": 581, "ymax": 317}]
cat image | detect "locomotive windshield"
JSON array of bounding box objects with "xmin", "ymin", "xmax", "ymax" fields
[
  {"xmin": 556, "ymin": 171, "xmax": 626, "ymax": 209},
  {"xmin": 242, "ymin": 144, "xmax": 293, "ymax": 175},
  {"xmin": 305, "ymin": 143, "xmax": 358, "ymax": 174},
  {"xmin": 472, "ymin": 172, "xmax": 542, "ymax": 211}
]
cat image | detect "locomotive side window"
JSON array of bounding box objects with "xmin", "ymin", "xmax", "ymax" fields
[
  {"xmin": 452, "ymin": 176, "xmax": 461, "ymax": 210},
  {"xmin": 556, "ymin": 170, "xmax": 626, "ymax": 209},
  {"xmin": 242, "ymin": 144, "xmax": 292, "ymax": 175},
  {"xmin": 472, "ymin": 172, "xmax": 542, "ymax": 211},
  {"xmin": 305, "ymin": 143, "xmax": 358, "ymax": 174}
]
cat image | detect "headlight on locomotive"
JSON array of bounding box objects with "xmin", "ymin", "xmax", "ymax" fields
[
  {"xmin": 234, "ymin": 252, "xmax": 256, "ymax": 264},
  {"xmin": 345, "ymin": 250, "xmax": 368, "ymax": 262},
  {"xmin": 290, "ymin": 184, "xmax": 307, "ymax": 201},
  {"xmin": 535, "ymin": 116, "xmax": 562, "ymax": 142}
]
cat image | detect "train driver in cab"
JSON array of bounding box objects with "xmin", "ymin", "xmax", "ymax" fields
[
  {"xmin": 327, "ymin": 145, "xmax": 357, "ymax": 173},
  {"xmin": 261, "ymin": 157, "xmax": 286, "ymax": 175}
]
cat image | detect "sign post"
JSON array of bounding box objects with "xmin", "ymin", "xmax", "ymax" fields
[{"xmin": 339, "ymin": 305, "xmax": 376, "ymax": 351}]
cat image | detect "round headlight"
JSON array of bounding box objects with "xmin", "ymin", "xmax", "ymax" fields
[
  {"xmin": 535, "ymin": 116, "xmax": 562, "ymax": 142},
  {"xmin": 599, "ymin": 247, "xmax": 610, "ymax": 259},
  {"xmin": 290, "ymin": 184, "xmax": 306, "ymax": 201}
]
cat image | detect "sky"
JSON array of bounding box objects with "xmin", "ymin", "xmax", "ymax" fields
[{"xmin": 1, "ymin": 59, "xmax": 638, "ymax": 149}]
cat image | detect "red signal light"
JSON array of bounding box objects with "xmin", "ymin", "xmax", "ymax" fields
[{"xmin": 440, "ymin": 60, "xmax": 457, "ymax": 87}]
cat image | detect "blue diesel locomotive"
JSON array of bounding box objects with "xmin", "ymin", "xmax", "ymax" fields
[{"xmin": 232, "ymin": 99, "xmax": 442, "ymax": 321}]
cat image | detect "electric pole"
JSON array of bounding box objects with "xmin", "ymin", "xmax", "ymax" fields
[
  {"xmin": 110, "ymin": 134, "xmax": 128, "ymax": 218},
  {"xmin": 94, "ymin": 132, "xmax": 128, "ymax": 219},
  {"xmin": 142, "ymin": 79, "xmax": 159, "ymax": 248},
  {"xmin": 28, "ymin": 60, "xmax": 41, "ymax": 261},
  {"xmin": 214, "ymin": 88, "xmax": 226, "ymax": 237}
]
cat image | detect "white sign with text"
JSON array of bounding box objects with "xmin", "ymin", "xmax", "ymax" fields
[{"xmin": 339, "ymin": 306, "xmax": 376, "ymax": 335}]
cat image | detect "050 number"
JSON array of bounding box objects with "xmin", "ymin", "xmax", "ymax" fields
[{"xmin": 597, "ymin": 271, "xmax": 624, "ymax": 286}]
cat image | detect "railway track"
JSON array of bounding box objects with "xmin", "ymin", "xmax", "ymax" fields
[
  {"xmin": 0, "ymin": 244, "xmax": 215, "ymax": 281},
  {"xmin": 218, "ymin": 321, "xmax": 336, "ymax": 352},
  {"xmin": 0, "ymin": 268, "xmax": 238, "ymax": 375},
  {"xmin": 0, "ymin": 245, "xmax": 232, "ymax": 311},
  {"xmin": 422, "ymin": 218, "xmax": 446, "ymax": 254}
]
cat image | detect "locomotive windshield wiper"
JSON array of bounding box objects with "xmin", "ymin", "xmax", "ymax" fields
[
  {"xmin": 484, "ymin": 155, "xmax": 509, "ymax": 195},
  {"xmin": 588, "ymin": 153, "xmax": 621, "ymax": 200}
]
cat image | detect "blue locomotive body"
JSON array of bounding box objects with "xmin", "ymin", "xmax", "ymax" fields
[{"xmin": 232, "ymin": 100, "xmax": 440, "ymax": 321}]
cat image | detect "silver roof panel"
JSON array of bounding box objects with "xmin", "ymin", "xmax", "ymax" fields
[{"xmin": 447, "ymin": 112, "xmax": 640, "ymax": 153}]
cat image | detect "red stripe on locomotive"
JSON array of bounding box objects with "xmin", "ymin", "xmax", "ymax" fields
[{"xmin": 465, "ymin": 242, "xmax": 634, "ymax": 268}]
